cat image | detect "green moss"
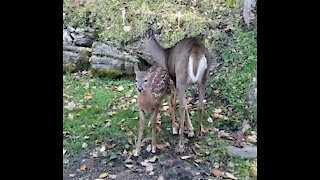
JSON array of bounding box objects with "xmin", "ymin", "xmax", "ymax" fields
[
  {"xmin": 64, "ymin": 62, "xmax": 75, "ymax": 72},
  {"xmin": 91, "ymin": 69, "xmax": 123, "ymax": 78}
]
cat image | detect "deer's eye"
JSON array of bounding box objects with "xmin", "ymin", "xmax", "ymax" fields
[
  {"xmin": 144, "ymin": 79, "xmax": 147, "ymax": 82},
  {"xmin": 135, "ymin": 80, "xmax": 137, "ymax": 83}
]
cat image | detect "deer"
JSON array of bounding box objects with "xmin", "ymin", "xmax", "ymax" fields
[
  {"xmin": 141, "ymin": 30, "xmax": 212, "ymax": 152},
  {"xmin": 133, "ymin": 63, "xmax": 178, "ymax": 156}
]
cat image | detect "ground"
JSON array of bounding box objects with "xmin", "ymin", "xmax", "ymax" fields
[{"xmin": 63, "ymin": 72, "xmax": 257, "ymax": 180}]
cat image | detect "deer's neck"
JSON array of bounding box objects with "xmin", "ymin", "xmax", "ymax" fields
[{"xmin": 147, "ymin": 38, "xmax": 167, "ymax": 70}]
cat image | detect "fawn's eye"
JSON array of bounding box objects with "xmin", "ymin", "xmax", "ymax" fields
[
  {"xmin": 135, "ymin": 80, "xmax": 137, "ymax": 83},
  {"xmin": 144, "ymin": 79, "xmax": 147, "ymax": 82}
]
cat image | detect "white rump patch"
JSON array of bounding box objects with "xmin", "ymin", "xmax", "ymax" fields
[{"xmin": 188, "ymin": 55, "xmax": 207, "ymax": 83}]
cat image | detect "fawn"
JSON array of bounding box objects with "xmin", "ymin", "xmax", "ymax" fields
[
  {"xmin": 142, "ymin": 30, "xmax": 212, "ymax": 152},
  {"xmin": 133, "ymin": 63, "xmax": 177, "ymax": 156}
]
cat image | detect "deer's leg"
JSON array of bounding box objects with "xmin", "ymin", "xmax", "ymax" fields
[
  {"xmin": 196, "ymin": 79, "xmax": 206, "ymax": 138},
  {"xmin": 186, "ymin": 107, "xmax": 194, "ymax": 137},
  {"xmin": 168, "ymin": 91, "xmax": 177, "ymax": 135},
  {"xmin": 151, "ymin": 107, "xmax": 159, "ymax": 153},
  {"xmin": 134, "ymin": 108, "xmax": 145, "ymax": 156},
  {"xmin": 176, "ymin": 83, "xmax": 187, "ymax": 153}
]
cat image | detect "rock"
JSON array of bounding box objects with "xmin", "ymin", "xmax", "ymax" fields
[
  {"xmin": 247, "ymin": 77, "xmax": 257, "ymax": 108},
  {"xmin": 63, "ymin": 29, "xmax": 73, "ymax": 44},
  {"xmin": 70, "ymin": 27, "xmax": 97, "ymax": 47},
  {"xmin": 226, "ymin": 144, "xmax": 257, "ymax": 159},
  {"xmin": 63, "ymin": 45, "xmax": 90, "ymax": 72},
  {"xmin": 243, "ymin": 0, "xmax": 257, "ymax": 28},
  {"xmin": 90, "ymin": 42, "xmax": 138, "ymax": 77}
]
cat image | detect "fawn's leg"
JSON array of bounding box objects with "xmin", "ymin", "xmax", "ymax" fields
[
  {"xmin": 176, "ymin": 83, "xmax": 187, "ymax": 153},
  {"xmin": 151, "ymin": 107, "xmax": 160, "ymax": 153},
  {"xmin": 196, "ymin": 80, "xmax": 206, "ymax": 138},
  {"xmin": 168, "ymin": 91, "xmax": 177, "ymax": 134},
  {"xmin": 134, "ymin": 108, "xmax": 145, "ymax": 156}
]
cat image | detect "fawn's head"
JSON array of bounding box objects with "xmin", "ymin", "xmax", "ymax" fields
[{"xmin": 134, "ymin": 63, "xmax": 148, "ymax": 93}]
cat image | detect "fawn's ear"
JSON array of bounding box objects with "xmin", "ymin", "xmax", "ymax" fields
[{"xmin": 134, "ymin": 63, "xmax": 140, "ymax": 73}]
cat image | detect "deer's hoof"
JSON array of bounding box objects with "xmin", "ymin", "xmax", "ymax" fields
[
  {"xmin": 151, "ymin": 146, "xmax": 156, "ymax": 153},
  {"xmin": 196, "ymin": 130, "xmax": 203, "ymax": 138},
  {"xmin": 172, "ymin": 127, "xmax": 178, "ymax": 135},
  {"xmin": 133, "ymin": 149, "xmax": 139, "ymax": 157}
]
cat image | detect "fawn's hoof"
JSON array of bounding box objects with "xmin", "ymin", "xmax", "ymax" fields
[
  {"xmin": 175, "ymin": 145, "xmax": 185, "ymax": 153},
  {"xmin": 172, "ymin": 127, "xmax": 178, "ymax": 135},
  {"xmin": 188, "ymin": 130, "xmax": 194, "ymax": 137},
  {"xmin": 196, "ymin": 130, "xmax": 203, "ymax": 138}
]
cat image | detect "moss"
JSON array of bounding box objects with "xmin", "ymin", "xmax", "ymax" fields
[
  {"xmin": 90, "ymin": 68, "xmax": 123, "ymax": 78},
  {"xmin": 64, "ymin": 62, "xmax": 75, "ymax": 72}
]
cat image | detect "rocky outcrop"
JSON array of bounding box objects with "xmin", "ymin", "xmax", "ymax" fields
[{"xmin": 243, "ymin": 0, "xmax": 257, "ymax": 28}]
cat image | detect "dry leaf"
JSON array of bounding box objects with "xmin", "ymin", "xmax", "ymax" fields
[
  {"xmin": 63, "ymin": 149, "xmax": 67, "ymax": 155},
  {"xmin": 109, "ymin": 174, "xmax": 117, "ymax": 179},
  {"xmin": 82, "ymin": 142, "xmax": 88, "ymax": 148},
  {"xmin": 123, "ymin": 26, "xmax": 131, "ymax": 32},
  {"xmin": 225, "ymin": 172, "xmax": 237, "ymax": 179},
  {"xmin": 99, "ymin": 173, "xmax": 108, "ymax": 178},
  {"xmin": 117, "ymin": 86, "xmax": 124, "ymax": 91},
  {"xmin": 210, "ymin": 168, "xmax": 224, "ymax": 177},
  {"xmin": 107, "ymin": 111, "xmax": 116, "ymax": 116},
  {"xmin": 125, "ymin": 92, "xmax": 131, "ymax": 98},
  {"xmin": 148, "ymin": 156, "xmax": 157, "ymax": 163},
  {"xmin": 228, "ymin": 161, "xmax": 235, "ymax": 168},
  {"xmin": 156, "ymin": 142, "xmax": 170, "ymax": 149},
  {"xmin": 242, "ymin": 124, "xmax": 251, "ymax": 133},
  {"xmin": 128, "ymin": 137, "xmax": 133, "ymax": 145},
  {"xmin": 247, "ymin": 135, "xmax": 257, "ymax": 143},
  {"xmin": 158, "ymin": 175, "xmax": 164, "ymax": 180},
  {"xmin": 80, "ymin": 164, "xmax": 86, "ymax": 171},
  {"xmin": 180, "ymin": 155, "xmax": 193, "ymax": 160},
  {"xmin": 68, "ymin": 113, "xmax": 74, "ymax": 120},
  {"xmin": 218, "ymin": 130, "xmax": 230, "ymax": 138},
  {"xmin": 146, "ymin": 144, "xmax": 152, "ymax": 152},
  {"xmin": 207, "ymin": 117, "xmax": 213, "ymax": 123},
  {"xmin": 162, "ymin": 106, "xmax": 170, "ymax": 111},
  {"xmin": 100, "ymin": 145, "xmax": 106, "ymax": 152},
  {"xmin": 125, "ymin": 164, "xmax": 133, "ymax": 169},
  {"xmin": 66, "ymin": 101, "xmax": 76, "ymax": 110},
  {"xmin": 141, "ymin": 160, "xmax": 149, "ymax": 166},
  {"xmin": 194, "ymin": 159, "xmax": 203, "ymax": 163},
  {"xmin": 105, "ymin": 144, "xmax": 116, "ymax": 149},
  {"xmin": 146, "ymin": 164, "xmax": 153, "ymax": 172},
  {"xmin": 195, "ymin": 143, "xmax": 202, "ymax": 149},
  {"xmin": 149, "ymin": 171, "xmax": 155, "ymax": 176},
  {"xmin": 214, "ymin": 108, "xmax": 222, "ymax": 113}
]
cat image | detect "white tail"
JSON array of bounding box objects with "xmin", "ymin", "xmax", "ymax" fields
[
  {"xmin": 142, "ymin": 30, "xmax": 212, "ymax": 153},
  {"xmin": 188, "ymin": 55, "xmax": 207, "ymax": 83}
]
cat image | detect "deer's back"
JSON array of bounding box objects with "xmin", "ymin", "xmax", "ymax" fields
[
  {"xmin": 166, "ymin": 37, "xmax": 209, "ymax": 84},
  {"xmin": 138, "ymin": 65, "xmax": 170, "ymax": 114}
]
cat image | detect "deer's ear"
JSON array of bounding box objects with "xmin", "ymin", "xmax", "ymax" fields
[{"xmin": 134, "ymin": 63, "xmax": 140, "ymax": 73}]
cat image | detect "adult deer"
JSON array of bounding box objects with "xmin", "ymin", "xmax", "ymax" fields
[
  {"xmin": 142, "ymin": 30, "xmax": 212, "ymax": 152},
  {"xmin": 133, "ymin": 63, "xmax": 177, "ymax": 156}
]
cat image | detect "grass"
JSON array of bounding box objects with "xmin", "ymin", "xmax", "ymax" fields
[{"xmin": 63, "ymin": 71, "xmax": 257, "ymax": 179}]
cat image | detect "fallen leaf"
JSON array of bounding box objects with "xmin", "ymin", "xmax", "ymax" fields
[
  {"xmin": 141, "ymin": 160, "xmax": 149, "ymax": 166},
  {"xmin": 68, "ymin": 113, "xmax": 74, "ymax": 120},
  {"xmin": 90, "ymin": 151, "xmax": 98, "ymax": 158},
  {"xmin": 210, "ymin": 168, "xmax": 224, "ymax": 177},
  {"xmin": 117, "ymin": 86, "xmax": 124, "ymax": 91},
  {"xmin": 125, "ymin": 92, "xmax": 131, "ymax": 98},
  {"xmin": 146, "ymin": 144, "xmax": 152, "ymax": 152},
  {"xmin": 225, "ymin": 172, "xmax": 237, "ymax": 179},
  {"xmin": 148, "ymin": 156, "xmax": 157, "ymax": 163},
  {"xmin": 247, "ymin": 135, "xmax": 257, "ymax": 143},
  {"xmin": 95, "ymin": 139, "xmax": 103, "ymax": 145},
  {"xmin": 105, "ymin": 119, "xmax": 112, "ymax": 127},
  {"xmin": 149, "ymin": 171, "xmax": 155, "ymax": 176},
  {"xmin": 125, "ymin": 164, "xmax": 133, "ymax": 169},
  {"xmin": 158, "ymin": 175, "xmax": 164, "ymax": 180},
  {"xmin": 69, "ymin": 174, "xmax": 75, "ymax": 177},
  {"xmin": 109, "ymin": 174, "xmax": 117, "ymax": 179},
  {"xmin": 82, "ymin": 142, "xmax": 88, "ymax": 148},
  {"xmin": 194, "ymin": 159, "xmax": 203, "ymax": 163},
  {"xmin": 123, "ymin": 25, "xmax": 131, "ymax": 32},
  {"xmin": 228, "ymin": 161, "xmax": 235, "ymax": 168},
  {"xmin": 131, "ymin": 98, "xmax": 137, "ymax": 103},
  {"xmin": 104, "ymin": 144, "xmax": 116, "ymax": 149},
  {"xmin": 109, "ymin": 154, "xmax": 117, "ymax": 160},
  {"xmin": 107, "ymin": 111, "xmax": 116, "ymax": 116},
  {"xmin": 214, "ymin": 108, "xmax": 222, "ymax": 113},
  {"xmin": 207, "ymin": 117, "xmax": 213, "ymax": 123},
  {"xmin": 180, "ymin": 155, "xmax": 193, "ymax": 160},
  {"xmin": 162, "ymin": 105, "xmax": 170, "ymax": 111},
  {"xmin": 85, "ymin": 96, "xmax": 93, "ymax": 100},
  {"xmin": 63, "ymin": 149, "xmax": 67, "ymax": 155},
  {"xmin": 128, "ymin": 137, "xmax": 133, "ymax": 145},
  {"xmin": 80, "ymin": 164, "xmax": 86, "ymax": 171},
  {"xmin": 212, "ymin": 113, "xmax": 220, "ymax": 118},
  {"xmin": 156, "ymin": 142, "xmax": 170, "ymax": 149},
  {"xmin": 242, "ymin": 124, "xmax": 251, "ymax": 133},
  {"xmin": 218, "ymin": 130, "xmax": 230, "ymax": 138},
  {"xmin": 99, "ymin": 173, "xmax": 108, "ymax": 178},
  {"xmin": 194, "ymin": 143, "xmax": 202, "ymax": 149},
  {"xmin": 66, "ymin": 101, "xmax": 76, "ymax": 110},
  {"xmin": 146, "ymin": 164, "xmax": 153, "ymax": 172},
  {"xmin": 100, "ymin": 145, "xmax": 106, "ymax": 152}
]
